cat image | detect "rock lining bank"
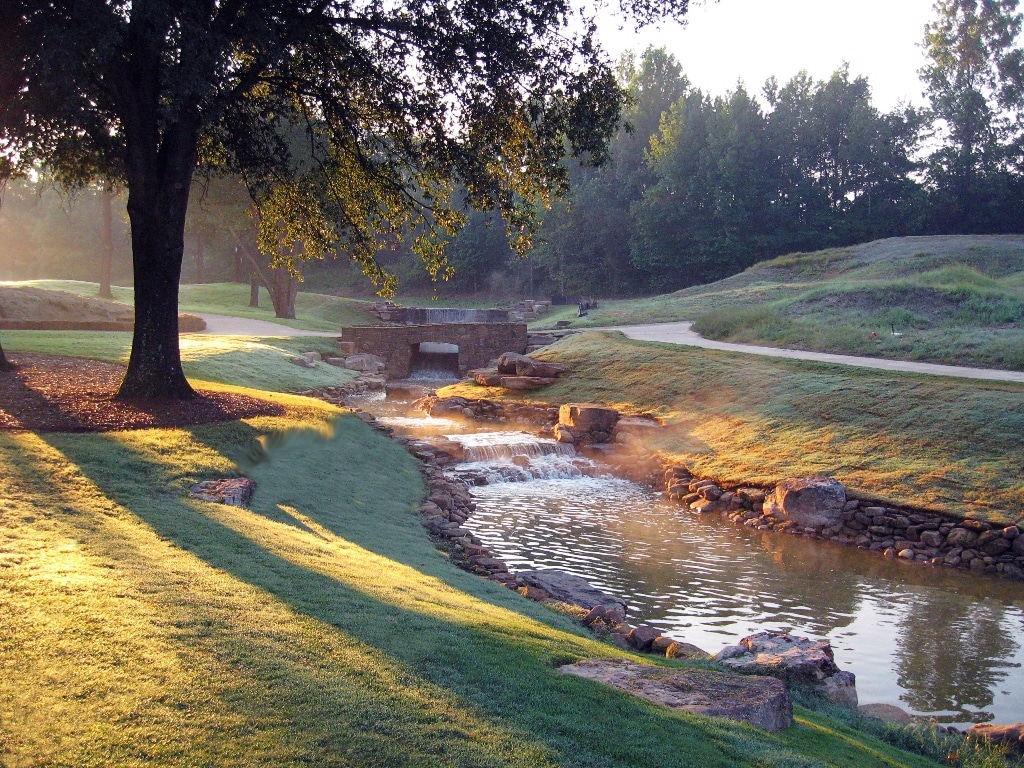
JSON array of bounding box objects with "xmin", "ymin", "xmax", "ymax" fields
[
  {"xmin": 339, "ymin": 402, "xmax": 1023, "ymax": 743},
  {"xmin": 414, "ymin": 394, "xmax": 1024, "ymax": 583}
]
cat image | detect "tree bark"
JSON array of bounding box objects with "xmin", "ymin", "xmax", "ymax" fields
[
  {"xmin": 115, "ymin": 138, "xmax": 198, "ymax": 397},
  {"xmin": 250, "ymin": 272, "xmax": 260, "ymax": 307},
  {"xmin": 270, "ymin": 265, "xmax": 298, "ymax": 319},
  {"xmin": 0, "ymin": 337, "xmax": 10, "ymax": 371},
  {"xmin": 98, "ymin": 186, "xmax": 115, "ymax": 299},
  {"xmin": 112, "ymin": 15, "xmax": 204, "ymax": 401},
  {"xmin": 117, "ymin": 186, "xmax": 196, "ymax": 399}
]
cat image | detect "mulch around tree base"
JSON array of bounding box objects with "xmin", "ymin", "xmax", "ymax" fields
[{"xmin": 0, "ymin": 353, "xmax": 285, "ymax": 432}]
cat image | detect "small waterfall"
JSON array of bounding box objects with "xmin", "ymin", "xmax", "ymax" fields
[
  {"xmin": 448, "ymin": 455, "xmax": 598, "ymax": 485},
  {"xmin": 439, "ymin": 431, "xmax": 597, "ymax": 484},
  {"xmin": 410, "ymin": 341, "xmax": 460, "ymax": 379},
  {"xmin": 445, "ymin": 432, "xmax": 576, "ymax": 462}
]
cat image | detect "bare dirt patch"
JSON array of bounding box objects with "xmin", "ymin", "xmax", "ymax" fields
[{"xmin": 0, "ymin": 353, "xmax": 284, "ymax": 432}]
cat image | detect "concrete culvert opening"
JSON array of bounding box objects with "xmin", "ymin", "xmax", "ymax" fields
[{"xmin": 410, "ymin": 342, "xmax": 460, "ymax": 379}]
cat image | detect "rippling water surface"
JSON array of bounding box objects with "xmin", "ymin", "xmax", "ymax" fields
[
  {"xmin": 463, "ymin": 476, "xmax": 1024, "ymax": 726},
  {"xmin": 367, "ymin": 394, "xmax": 1024, "ymax": 726}
]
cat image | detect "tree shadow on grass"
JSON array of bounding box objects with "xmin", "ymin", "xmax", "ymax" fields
[{"xmin": 36, "ymin": 429, "xmax": 801, "ymax": 768}]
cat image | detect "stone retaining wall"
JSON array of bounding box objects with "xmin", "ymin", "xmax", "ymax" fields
[{"xmin": 660, "ymin": 466, "xmax": 1024, "ymax": 580}]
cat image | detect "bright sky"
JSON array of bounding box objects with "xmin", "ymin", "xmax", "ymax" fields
[{"xmin": 596, "ymin": 0, "xmax": 938, "ymax": 110}]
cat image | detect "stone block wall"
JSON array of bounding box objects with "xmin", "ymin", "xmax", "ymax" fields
[{"xmin": 341, "ymin": 323, "xmax": 528, "ymax": 377}]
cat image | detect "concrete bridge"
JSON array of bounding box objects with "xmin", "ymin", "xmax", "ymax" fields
[{"xmin": 341, "ymin": 323, "xmax": 528, "ymax": 378}]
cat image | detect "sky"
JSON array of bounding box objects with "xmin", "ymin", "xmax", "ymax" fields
[{"xmin": 596, "ymin": 0, "xmax": 938, "ymax": 111}]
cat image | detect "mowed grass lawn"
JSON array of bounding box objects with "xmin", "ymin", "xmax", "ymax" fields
[
  {"xmin": 6, "ymin": 279, "xmax": 381, "ymax": 331},
  {"xmin": 441, "ymin": 332, "xmax": 1024, "ymax": 526},
  {"xmin": 0, "ymin": 334, "xmax": 953, "ymax": 767},
  {"xmin": 530, "ymin": 235, "xmax": 1024, "ymax": 372}
]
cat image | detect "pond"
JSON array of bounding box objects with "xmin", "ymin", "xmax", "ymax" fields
[{"xmin": 368, "ymin": 393, "xmax": 1024, "ymax": 726}]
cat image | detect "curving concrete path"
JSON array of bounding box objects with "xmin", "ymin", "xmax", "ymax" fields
[
  {"xmin": 603, "ymin": 321, "xmax": 1024, "ymax": 384},
  {"xmin": 192, "ymin": 313, "xmax": 339, "ymax": 337},
  {"xmin": 191, "ymin": 312, "xmax": 1024, "ymax": 384}
]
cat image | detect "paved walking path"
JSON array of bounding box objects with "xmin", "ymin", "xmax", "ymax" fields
[
  {"xmin": 193, "ymin": 312, "xmax": 1024, "ymax": 384},
  {"xmin": 604, "ymin": 321, "xmax": 1024, "ymax": 384},
  {"xmin": 194, "ymin": 313, "xmax": 339, "ymax": 337}
]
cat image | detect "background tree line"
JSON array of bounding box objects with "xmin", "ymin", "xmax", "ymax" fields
[
  {"xmin": 2, "ymin": 0, "xmax": 1022, "ymax": 304},
  {"xmin": 373, "ymin": 0, "xmax": 1024, "ymax": 297}
]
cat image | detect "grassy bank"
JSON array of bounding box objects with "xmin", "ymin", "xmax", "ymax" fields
[
  {"xmin": 440, "ymin": 331, "xmax": 1024, "ymax": 525},
  {"xmin": 2, "ymin": 279, "xmax": 380, "ymax": 331},
  {"xmin": 1, "ymin": 330, "xmax": 357, "ymax": 392},
  {"xmin": 0, "ymin": 336, "xmax": 956, "ymax": 767},
  {"xmin": 529, "ymin": 236, "xmax": 1024, "ymax": 371}
]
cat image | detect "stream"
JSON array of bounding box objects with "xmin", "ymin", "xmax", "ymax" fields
[{"xmin": 362, "ymin": 389, "xmax": 1024, "ymax": 727}]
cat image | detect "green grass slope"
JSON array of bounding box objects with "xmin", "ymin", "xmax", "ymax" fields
[
  {"xmin": 3, "ymin": 279, "xmax": 381, "ymax": 331},
  {"xmin": 441, "ymin": 331, "xmax": 1024, "ymax": 525},
  {"xmin": 531, "ymin": 235, "xmax": 1024, "ymax": 371},
  {"xmin": 0, "ymin": 337, "xmax": 958, "ymax": 767}
]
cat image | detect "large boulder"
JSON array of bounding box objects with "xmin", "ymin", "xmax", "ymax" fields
[
  {"xmin": 764, "ymin": 477, "xmax": 846, "ymax": 528},
  {"xmin": 189, "ymin": 478, "xmax": 256, "ymax": 507},
  {"xmin": 515, "ymin": 357, "xmax": 565, "ymax": 378},
  {"xmin": 715, "ymin": 631, "xmax": 858, "ymax": 707},
  {"xmin": 499, "ymin": 376, "xmax": 558, "ymax": 390},
  {"xmin": 345, "ymin": 353, "xmax": 386, "ymax": 373},
  {"xmin": 497, "ymin": 352, "xmax": 531, "ymax": 374},
  {"xmin": 558, "ymin": 403, "xmax": 620, "ymax": 445},
  {"xmin": 496, "ymin": 351, "xmax": 566, "ymax": 378},
  {"xmin": 967, "ymin": 723, "xmax": 1024, "ymax": 754},
  {"xmin": 469, "ymin": 368, "xmax": 504, "ymax": 387},
  {"xmin": 517, "ymin": 569, "xmax": 627, "ymax": 616},
  {"xmin": 560, "ymin": 659, "xmax": 793, "ymax": 732}
]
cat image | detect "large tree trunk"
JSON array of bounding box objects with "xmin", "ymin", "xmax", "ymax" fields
[
  {"xmin": 117, "ymin": 186, "xmax": 196, "ymax": 399},
  {"xmin": 0, "ymin": 337, "xmax": 10, "ymax": 371},
  {"xmin": 270, "ymin": 265, "xmax": 298, "ymax": 319},
  {"xmin": 116, "ymin": 130, "xmax": 198, "ymax": 398},
  {"xmin": 98, "ymin": 186, "xmax": 115, "ymax": 299}
]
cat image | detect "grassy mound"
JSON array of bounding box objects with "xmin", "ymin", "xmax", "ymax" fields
[
  {"xmin": 440, "ymin": 331, "xmax": 1024, "ymax": 525},
  {"xmin": 3, "ymin": 280, "xmax": 381, "ymax": 331},
  {"xmin": 0, "ymin": 284, "xmax": 135, "ymax": 323},
  {"xmin": 530, "ymin": 235, "xmax": 1024, "ymax": 371}
]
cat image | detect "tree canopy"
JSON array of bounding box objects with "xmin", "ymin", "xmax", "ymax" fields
[
  {"xmin": 921, "ymin": 0, "xmax": 1024, "ymax": 231},
  {"xmin": 0, "ymin": 0, "xmax": 689, "ymax": 397}
]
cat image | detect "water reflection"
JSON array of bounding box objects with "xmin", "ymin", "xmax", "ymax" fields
[
  {"xmin": 361, "ymin": 393, "xmax": 1024, "ymax": 726},
  {"xmin": 893, "ymin": 595, "xmax": 1020, "ymax": 722},
  {"xmin": 464, "ymin": 477, "xmax": 1024, "ymax": 726}
]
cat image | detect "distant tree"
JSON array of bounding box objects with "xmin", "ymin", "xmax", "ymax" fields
[
  {"xmin": 0, "ymin": 0, "xmax": 690, "ymax": 398},
  {"xmin": 98, "ymin": 184, "xmax": 118, "ymax": 299},
  {"xmin": 632, "ymin": 84, "xmax": 778, "ymax": 290},
  {"xmin": 767, "ymin": 67, "xmax": 924, "ymax": 249},
  {"xmin": 533, "ymin": 47, "xmax": 689, "ymax": 296},
  {"xmin": 631, "ymin": 68, "xmax": 924, "ymax": 291},
  {"xmin": 921, "ymin": 0, "xmax": 1024, "ymax": 231}
]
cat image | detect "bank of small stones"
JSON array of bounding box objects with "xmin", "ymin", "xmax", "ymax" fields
[
  {"xmin": 412, "ymin": 395, "xmax": 1024, "ymax": 583},
  {"xmin": 660, "ymin": 467, "xmax": 1024, "ymax": 581}
]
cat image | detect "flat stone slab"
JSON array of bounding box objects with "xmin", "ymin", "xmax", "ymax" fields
[
  {"xmin": 517, "ymin": 569, "xmax": 627, "ymax": 615},
  {"xmin": 560, "ymin": 659, "xmax": 793, "ymax": 732}
]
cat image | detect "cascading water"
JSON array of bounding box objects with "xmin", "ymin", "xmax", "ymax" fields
[
  {"xmin": 441, "ymin": 432, "xmax": 595, "ymax": 485},
  {"xmin": 359, "ymin": 388, "xmax": 1024, "ymax": 727}
]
